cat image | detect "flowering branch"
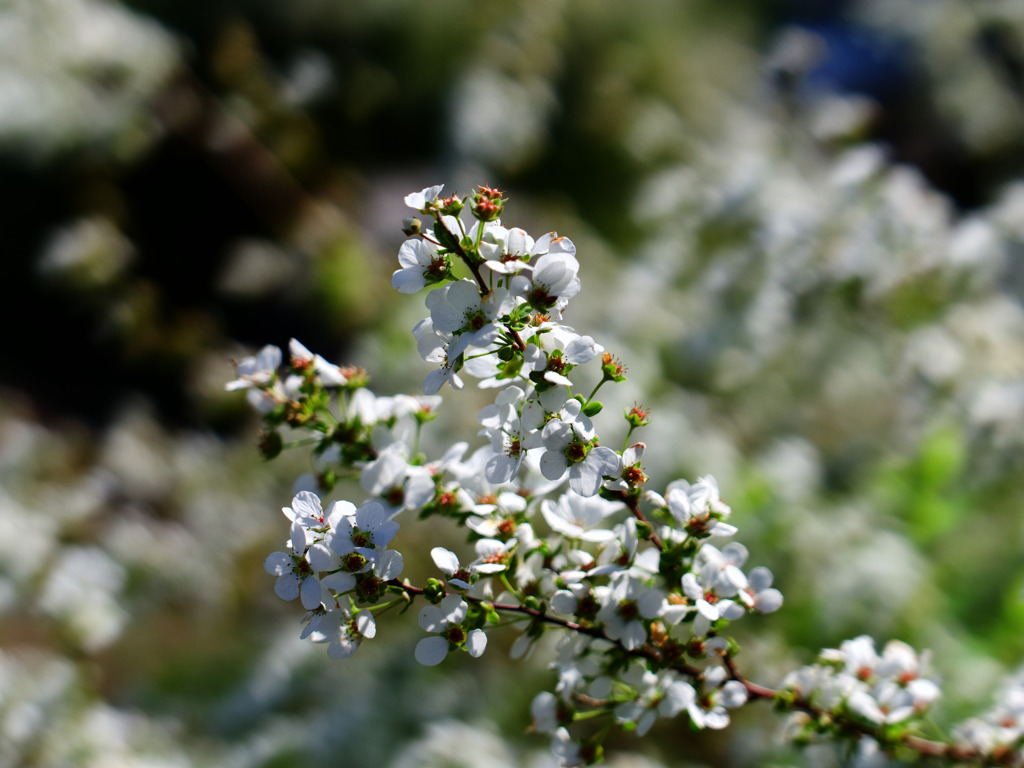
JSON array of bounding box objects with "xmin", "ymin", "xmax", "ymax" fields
[{"xmin": 229, "ymin": 184, "xmax": 1024, "ymax": 767}]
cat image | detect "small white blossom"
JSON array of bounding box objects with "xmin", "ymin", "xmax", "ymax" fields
[
  {"xmin": 539, "ymin": 400, "xmax": 621, "ymax": 496},
  {"xmin": 404, "ymin": 184, "xmax": 444, "ymax": 212},
  {"xmin": 541, "ymin": 491, "xmax": 621, "ymax": 543},
  {"xmin": 303, "ymin": 605, "xmax": 376, "ymax": 659},
  {"xmin": 415, "ymin": 594, "xmax": 487, "ymax": 666},
  {"xmin": 431, "ymin": 547, "xmax": 474, "ymax": 590},
  {"xmin": 288, "ymin": 338, "xmax": 347, "ymax": 386},
  {"xmin": 596, "ymin": 573, "xmax": 664, "ymax": 650},
  {"xmin": 392, "ymin": 238, "xmax": 446, "ymax": 294},
  {"xmin": 264, "ymin": 519, "xmax": 323, "ymax": 610},
  {"xmin": 688, "ymin": 666, "xmax": 748, "ymax": 730}
]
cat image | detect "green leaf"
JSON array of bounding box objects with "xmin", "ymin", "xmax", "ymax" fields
[{"xmin": 433, "ymin": 220, "xmax": 459, "ymax": 251}]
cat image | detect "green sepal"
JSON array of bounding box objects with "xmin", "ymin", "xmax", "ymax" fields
[
  {"xmin": 582, "ymin": 401, "xmax": 604, "ymax": 417},
  {"xmin": 482, "ymin": 602, "xmax": 501, "ymax": 625}
]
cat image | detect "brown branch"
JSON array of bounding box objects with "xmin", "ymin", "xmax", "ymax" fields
[
  {"xmin": 619, "ymin": 492, "xmax": 664, "ymax": 551},
  {"xmin": 388, "ymin": 578, "xmax": 700, "ymax": 676}
]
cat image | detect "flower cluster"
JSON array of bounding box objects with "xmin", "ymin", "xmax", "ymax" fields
[
  {"xmin": 780, "ymin": 635, "xmax": 941, "ymax": 754},
  {"xmin": 954, "ymin": 668, "xmax": 1024, "ymax": 766},
  {"xmin": 231, "ymin": 185, "xmax": 1017, "ymax": 767},
  {"xmin": 264, "ymin": 492, "xmax": 403, "ymax": 657}
]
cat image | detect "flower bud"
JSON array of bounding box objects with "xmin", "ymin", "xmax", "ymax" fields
[
  {"xmin": 625, "ymin": 404, "xmax": 650, "ymax": 428},
  {"xmin": 258, "ymin": 429, "xmax": 283, "ymax": 460},
  {"xmin": 402, "ymin": 217, "xmax": 422, "ymax": 236},
  {"xmin": 424, "ymin": 577, "xmax": 446, "ymax": 604},
  {"xmin": 601, "ymin": 353, "xmax": 627, "ymax": 382},
  {"xmin": 439, "ymin": 194, "xmax": 464, "ymax": 216},
  {"xmin": 340, "ymin": 366, "xmax": 370, "ymax": 389},
  {"xmin": 470, "ymin": 185, "xmax": 506, "ymax": 222}
]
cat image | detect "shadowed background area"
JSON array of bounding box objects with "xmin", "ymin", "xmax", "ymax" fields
[{"xmin": 2, "ymin": 1, "xmax": 1024, "ymax": 766}]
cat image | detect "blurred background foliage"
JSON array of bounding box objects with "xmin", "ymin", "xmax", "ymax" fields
[{"xmin": 2, "ymin": 0, "xmax": 1024, "ymax": 765}]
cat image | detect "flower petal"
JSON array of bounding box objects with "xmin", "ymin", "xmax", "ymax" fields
[
  {"xmin": 415, "ymin": 636, "xmax": 450, "ymax": 666},
  {"xmin": 466, "ymin": 628, "xmax": 487, "ymax": 658},
  {"xmin": 300, "ymin": 575, "xmax": 323, "ymax": 610}
]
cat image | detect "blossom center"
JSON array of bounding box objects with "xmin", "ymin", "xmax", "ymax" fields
[
  {"xmin": 343, "ymin": 552, "xmax": 367, "ymax": 572},
  {"xmin": 623, "ymin": 466, "xmax": 646, "ymax": 486},
  {"xmin": 445, "ymin": 625, "xmax": 467, "ymax": 645},
  {"xmin": 466, "ymin": 310, "xmax": 487, "ymax": 331},
  {"xmin": 528, "ymin": 287, "xmax": 555, "ymax": 308},
  {"xmin": 617, "ymin": 600, "xmax": 640, "ymax": 622},
  {"xmin": 426, "ymin": 257, "xmax": 448, "ymax": 278},
  {"xmin": 565, "ymin": 440, "xmax": 589, "ymax": 464}
]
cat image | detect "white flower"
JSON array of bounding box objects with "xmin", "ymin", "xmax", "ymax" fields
[
  {"xmin": 681, "ymin": 543, "xmax": 748, "ymax": 635},
  {"xmin": 303, "ymin": 605, "xmax": 376, "ymax": 659},
  {"xmin": 541, "ymin": 491, "xmax": 621, "ymax": 543},
  {"xmin": 742, "ymin": 566, "xmax": 783, "ymax": 613},
  {"xmin": 596, "ymin": 573, "xmax": 664, "ymax": 650},
  {"xmin": 283, "ymin": 490, "xmax": 329, "ymax": 530},
  {"xmin": 415, "ymin": 594, "xmax": 487, "ymax": 666},
  {"xmin": 405, "ymin": 184, "xmax": 444, "ymax": 212},
  {"xmin": 477, "ymin": 385, "xmax": 530, "ymax": 483},
  {"xmin": 471, "ymin": 538, "xmax": 516, "ymax": 575},
  {"xmin": 427, "ymin": 280, "xmax": 513, "ymax": 359},
  {"xmin": 465, "ymin": 492, "xmax": 527, "ymax": 538},
  {"xmin": 226, "ymin": 344, "xmax": 281, "ymax": 391},
  {"xmin": 481, "ymin": 225, "xmax": 529, "ymax": 274},
  {"xmin": 327, "ymin": 500, "xmax": 399, "ymax": 556},
  {"xmin": 392, "ymin": 238, "xmax": 447, "ymax": 293},
  {"xmin": 664, "ymin": 475, "xmax": 736, "ymax": 538},
  {"xmin": 264, "ymin": 519, "xmax": 323, "ymax": 610},
  {"xmin": 826, "ymin": 635, "xmax": 883, "ymax": 680},
  {"xmin": 688, "ymin": 666, "xmax": 748, "ymax": 730},
  {"xmin": 591, "ymin": 517, "xmax": 640, "ymax": 577},
  {"xmin": 848, "ymin": 682, "xmax": 916, "ymax": 725},
  {"xmin": 413, "ymin": 316, "xmax": 450, "ymax": 362},
  {"xmin": 359, "ymin": 443, "xmax": 432, "ymax": 512},
  {"xmin": 226, "ymin": 344, "xmax": 283, "ymax": 411},
  {"xmin": 319, "ymin": 546, "xmax": 404, "ymax": 598},
  {"xmin": 288, "ymin": 338, "xmax": 347, "ymax": 386},
  {"xmin": 411, "ymin": 317, "xmax": 466, "ymax": 395},
  {"xmin": 539, "ymin": 400, "xmax": 621, "ymax": 497},
  {"xmin": 430, "ymin": 547, "xmax": 474, "ymax": 590},
  {"xmin": 519, "ymin": 331, "xmax": 604, "ymax": 390},
  {"xmin": 511, "ymin": 246, "xmax": 581, "ymax": 314},
  {"xmin": 424, "ymin": 351, "xmax": 465, "ymax": 395},
  {"xmin": 615, "ymin": 669, "xmax": 696, "ymax": 736}
]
